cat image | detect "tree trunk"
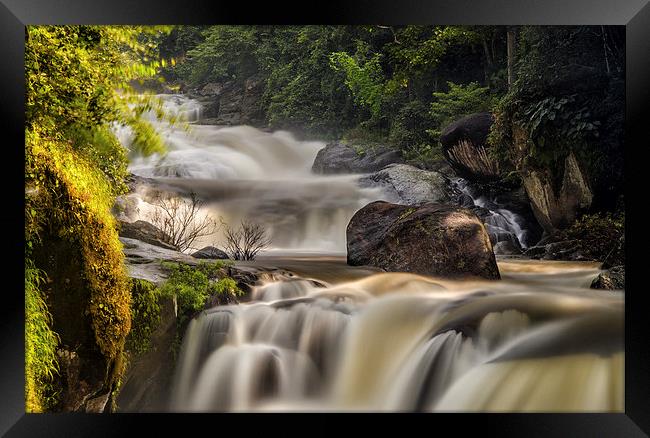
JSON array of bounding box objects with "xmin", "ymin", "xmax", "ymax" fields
[
  {"xmin": 482, "ymin": 36, "xmax": 493, "ymax": 84},
  {"xmin": 507, "ymin": 28, "xmax": 516, "ymax": 88}
]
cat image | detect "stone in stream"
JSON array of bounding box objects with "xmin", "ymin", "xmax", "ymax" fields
[
  {"xmin": 312, "ymin": 141, "xmax": 404, "ymax": 174},
  {"xmin": 347, "ymin": 201, "xmax": 500, "ymax": 280},
  {"xmin": 590, "ymin": 266, "xmax": 625, "ymax": 290},
  {"xmin": 358, "ymin": 164, "xmax": 454, "ymax": 205},
  {"xmin": 191, "ymin": 246, "xmax": 230, "ymax": 260}
]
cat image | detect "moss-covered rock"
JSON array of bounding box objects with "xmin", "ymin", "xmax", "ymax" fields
[{"xmin": 26, "ymin": 133, "xmax": 131, "ymax": 412}]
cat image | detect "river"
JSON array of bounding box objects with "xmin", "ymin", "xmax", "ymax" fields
[{"xmin": 118, "ymin": 94, "xmax": 624, "ymax": 412}]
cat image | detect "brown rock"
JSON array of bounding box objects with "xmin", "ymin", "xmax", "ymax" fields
[{"xmin": 346, "ymin": 201, "xmax": 500, "ymax": 280}]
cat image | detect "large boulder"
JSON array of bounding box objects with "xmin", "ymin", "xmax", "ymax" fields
[
  {"xmin": 359, "ymin": 164, "xmax": 454, "ymax": 205},
  {"xmin": 118, "ymin": 220, "xmax": 178, "ymax": 251},
  {"xmin": 312, "ymin": 142, "xmax": 404, "ymax": 174},
  {"xmin": 347, "ymin": 201, "xmax": 500, "ymax": 280},
  {"xmin": 440, "ymin": 112, "xmax": 501, "ymax": 182}
]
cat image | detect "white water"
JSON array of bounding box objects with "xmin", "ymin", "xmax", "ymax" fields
[
  {"xmin": 169, "ymin": 258, "xmax": 623, "ymax": 412},
  {"xmin": 117, "ymin": 94, "xmax": 385, "ymax": 253},
  {"xmin": 453, "ymin": 177, "xmax": 531, "ymax": 252}
]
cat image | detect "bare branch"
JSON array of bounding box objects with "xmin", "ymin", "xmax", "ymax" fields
[
  {"xmin": 222, "ymin": 219, "xmax": 271, "ymax": 261},
  {"xmin": 148, "ymin": 191, "xmax": 218, "ymax": 253}
]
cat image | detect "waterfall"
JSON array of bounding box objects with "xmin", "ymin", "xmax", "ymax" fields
[
  {"xmin": 115, "ymin": 94, "xmax": 623, "ymax": 413},
  {"xmin": 117, "ymin": 94, "xmax": 386, "ymax": 253},
  {"xmin": 452, "ymin": 177, "xmax": 531, "ymax": 253},
  {"xmin": 168, "ymin": 259, "xmax": 623, "ymax": 412}
]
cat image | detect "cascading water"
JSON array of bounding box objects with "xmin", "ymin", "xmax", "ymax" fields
[
  {"xmin": 117, "ymin": 94, "xmax": 385, "ymax": 253},
  {"xmin": 169, "ymin": 259, "xmax": 623, "ymax": 412},
  {"xmin": 452, "ymin": 177, "xmax": 532, "ymax": 254},
  {"xmin": 117, "ymin": 94, "xmax": 623, "ymax": 413}
]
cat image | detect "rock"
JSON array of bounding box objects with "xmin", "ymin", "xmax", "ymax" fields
[
  {"xmin": 116, "ymin": 295, "xmax": 178, "ymax": 412},
  {"xmin": 523, "ymin": 239, "xmax": 587, "ymax": 261},
  {"xmin": 347, "ymin": 201, "xmax": 500, "ymax": 280},
  {"xmin": 56, "ymin": 348, "xmax": 109, "ymax": 412},
  {"xmin": 227, "ymin": 265, "xmax": 261, "ymax": 295},
  {"xmin": 85, "ymin": 391, "xmax": 111, "ymax": 413},
  {"xmin": 193, "ymin": 75, "xmax": 265, "ymax": 127},
  {"xmin": 409, "ymin": 159, "xmax": 456, "ymax": 176},
  {"xmin": 359, "ymin": 164, "xmax": 454, "ymax": 205},
  {"xmin": 118, "ymin": 220, "xmax": 179, "ymax": 251},
  {"xmin": 312, "ymin": 142, "xmax": 404, "ymax": 174},
  {"xmin": 590, "ymin": 266, "xmax": 625, "ymax": 290},
  {"xmin": 191, "ymin": 246, "xmax": 230, "ymax": 260},
  {"xmin": 120, "ymin": 237, "xmax": 198, "ymax": 285},
  {"xmin": 520, "ymin": 150, "xmax": 593, "ymax": 233},
  {"xmin": 200, "ymin": 82, "xmax": 225, "ymax": 96},
  {"xmin": 120, "ymin": 237, "xmax": 261, "ymax": 298},
  {"xmin": 440, "ymin": 112, "xmax": 500, "ymax": 181}
]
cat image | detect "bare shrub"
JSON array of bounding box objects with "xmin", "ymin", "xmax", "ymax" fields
[
  {"xmin": 222, "ymin": 219, "xmax": 271, "ymax": 260},
  {"xmin": 149, "ymin": 191, "xmax": 218, "ymax": 253}
]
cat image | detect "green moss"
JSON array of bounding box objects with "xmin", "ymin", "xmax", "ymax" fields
[
  {"xmin": 26, "ymin": 132, "xmax": 132, "ymax": 402},
  {"xmin": 397, "ymin": 207, "xmax": 417, "ymax": 222},
  {"xmin": 126, "ymin": 279, "xmax": 161, "ymax": 355}
]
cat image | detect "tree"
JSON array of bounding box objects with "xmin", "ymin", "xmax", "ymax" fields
[
  {"xmin": 149, "ymin": 192, "xmax": 218, "ymax": 252},
  {"xmin": 222, "ymin": 219, "xmax": 271, "ymax": 261}
]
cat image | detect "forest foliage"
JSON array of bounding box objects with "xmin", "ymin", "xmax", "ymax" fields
[{"xmin": 159, "ymin": 25, "xmax": 500, "ymax": 160}]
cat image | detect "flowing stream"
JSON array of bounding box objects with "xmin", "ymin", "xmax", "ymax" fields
[
  {"xmin": 119, "ymin": 95, "xmax": 624, "ymax": 412},
  {"xmin": 117, "ymin": 94, "xmax": 385, "ymax": 253}
]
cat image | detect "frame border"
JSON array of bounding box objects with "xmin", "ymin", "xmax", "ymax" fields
[{"xmin": 2, "ymin": 1, "xmax": 648, "ymax": 436}]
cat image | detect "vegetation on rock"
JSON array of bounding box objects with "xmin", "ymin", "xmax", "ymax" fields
[
  {"xmin": 25, "ymin": 25, "xmax": 171, "ymax": 412},
  {"xmin": 159, "ymin": 261, "xmax": 244, "ymax": 326},
  {"xmin": 126, "ymin": 279, "xmax": 162, "ymax": 355}
]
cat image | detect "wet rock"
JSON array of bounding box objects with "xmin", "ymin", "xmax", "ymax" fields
[
  {"xmin": 590, "ymin": 266, "xmax": 625, "ymax": 290},
  {"xmin": 191, "ymin": 246, "xmax": 230, "ymax": 260},
  {"xmin": 227, "ymin": 265, "xmax": 261, "ymax": 295},
  {"xmin": 523, "ymin": 239, "xmax": 588, "ymax": 261},
  {"xmin": 359, "ymin": 164, "xmax": 454, "ymax": 205},
  {"xmin": 192, "ymin": 75, "xmax": 265, "ymax": 127},
  {"xmin": 347, "ymin": 201, "xmax": 500, "ymax": 280},
  {"xmin": 312, "ymin": 142, "xmax": 404, "ymax": 174}
]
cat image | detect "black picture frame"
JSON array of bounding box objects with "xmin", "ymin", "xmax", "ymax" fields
[{"xmin": 2, "ymin": 0, "xmax": 648, "ymax": 436}]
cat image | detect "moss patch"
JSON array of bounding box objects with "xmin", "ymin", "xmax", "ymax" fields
[
  {"xmin": 126, "ymin": 279, "xmax": 161, "ymax": 355},
  {"xmin": 26, "ymin": 131, "xmax": 132, "ymax": 409}
]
